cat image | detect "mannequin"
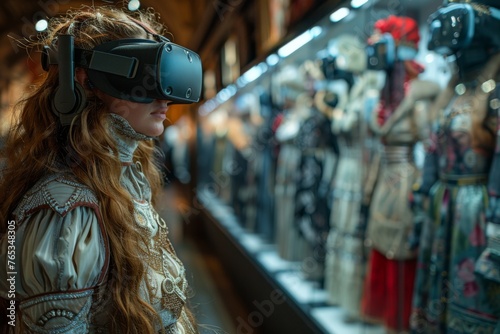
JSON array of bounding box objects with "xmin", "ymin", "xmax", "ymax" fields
[
  {"xmin": 293, "ymin": 61, "xmax": 338, "ymax": 285},
  {"xmin": 255, "ymin": 88, "xmax": 278, "ymax": 241},
  {"xmin": 210, "ymin": 107, "xmax": 235, "ymax": 204},
  {"xmin": 227, "ymin": 93, "xmax": 260, "ymax": 228},
  {"xmin": 239, "ymin": 92, "xmax": 264, "ymax": 233},
  {"xmin": 411, "ymin": 1, "xmax": 500, "ymax": 332},
  {"xmin": 274, "ymin": 66, "xmax": 311, "ymax": 261},
  {"xmin": 361, "ymin": 16, "xmax": 441, "ymax": 333},
  {"xmin": 320, "ymin": 34, "xmax": 381, "ymax": 321}
]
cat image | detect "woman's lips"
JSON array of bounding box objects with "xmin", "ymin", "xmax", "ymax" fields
[{"xmin": 151, "ymin": 109, "xmax": 167, "ymax": 119}]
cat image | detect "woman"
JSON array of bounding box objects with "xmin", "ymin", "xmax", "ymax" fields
[{"xmin": 0, "ymin": 6, "xmax": 199, "ymax": 333}]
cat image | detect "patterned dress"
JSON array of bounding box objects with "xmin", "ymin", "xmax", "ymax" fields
[
  {"xmin": 324, "ymin": 71, "xmax": 379, "ymax": 319},
  {"xmin": 411, "ymin": 56, "xmax": 500, "ymax": 334},
  {"xmin": 294, "ymin": 108, "xmax": 337, "ymax": 284},
  {"xmin": 274, "ymin": 118, "xmax": 305, "ymax": 261}
]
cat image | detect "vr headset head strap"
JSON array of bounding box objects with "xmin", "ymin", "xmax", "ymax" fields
[{"xmin": 43, "ymin": 45, "xmax": 139, "ymax": 79}]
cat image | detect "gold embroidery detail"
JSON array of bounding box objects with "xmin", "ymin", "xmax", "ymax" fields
[
  {"xmin": 134, "ymin": 202, "xmax": 188, "ymax": 320},
  {"xmin": 134, "ymin": 211, "xmax": 147, "ymax": 227}
]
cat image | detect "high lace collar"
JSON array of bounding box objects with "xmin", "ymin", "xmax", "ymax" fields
[{"xmin": 108, "ymin": 113, "xmax": 153, "ymax": 163}]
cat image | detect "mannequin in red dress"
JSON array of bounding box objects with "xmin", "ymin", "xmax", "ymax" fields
[{"xmin": 361, "ymin": 15, "xmax": 441, "ymax": 333}]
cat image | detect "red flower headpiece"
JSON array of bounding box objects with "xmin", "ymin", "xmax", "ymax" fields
[{"xmin": 374, "ymin": 15, "xmax": 420, "ymax": 48}]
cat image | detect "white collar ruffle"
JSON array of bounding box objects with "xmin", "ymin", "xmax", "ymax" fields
[{"xmin": 108, "ymin": 113, "xmax": 153, "ymax": 163}]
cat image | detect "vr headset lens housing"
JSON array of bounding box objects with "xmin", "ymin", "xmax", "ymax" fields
[
  {"xmin": 43, "ymin": 36, "xmax": 203, "ymax": 104},
  {"xmin": 87, "ymin": 38, "xmax": 202, "ymax": 103},
  {"xmin": 428, "ymin": 3, "xmax": 500, "ymax": 55},
  {"xmin": 366, "ymin": 33, "xmax": 417, "ymax": 71},
  {"xmin": 366, "ymin": 35, "xmax": 395, "ymax": 71},
  {"xmin": 427, "ymin": 4, "xmax": 475, "ymax": 55}
]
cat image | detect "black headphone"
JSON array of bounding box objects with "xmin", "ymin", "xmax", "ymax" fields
[{"xmin": 42, "ymin": 35, "xmax": 87, "ymax": 126}]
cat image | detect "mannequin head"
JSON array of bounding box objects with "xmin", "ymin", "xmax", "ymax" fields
[
  {"xmin": 445, "ymin": 0, "xmax": 498, "ymax": 7},
  {"xmin": 334, "ymin": 34, "xmax": 367, "ymax": 74},
  {"xmin": 428, "ymin": 0, "xmax": 500, "ymax": 72},
  {"xmin": 367, "ymin": 15, "xmax": 420, "ymax": 71},
  {"xmin": 371, "ymin": 15, "xmax": 420, "ymax": 49}
]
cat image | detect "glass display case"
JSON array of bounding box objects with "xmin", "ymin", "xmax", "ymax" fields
[{"xmin": 195, "ymin": 0, "xmax": 500, "ymax": 333}]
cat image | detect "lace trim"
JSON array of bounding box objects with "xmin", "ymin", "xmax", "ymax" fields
[{"xmin": 108, "ymin": 113, "xmax": 152, "ymax": 141}]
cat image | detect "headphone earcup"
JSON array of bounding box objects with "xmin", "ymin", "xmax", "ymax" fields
[
  {"xmin": 73, "ymin": 82, "xmax": 87, "ymax": 114},
  {"xmin": 52, "ymin": 81, "xmax": 87, "ymax": 126}
]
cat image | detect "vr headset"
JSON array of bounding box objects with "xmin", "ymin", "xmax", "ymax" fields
[
  {"xmin": 366, "ymin": 33, "xmax": 418, "ymax": 71},
  {"xmin": 42, "ymin": 34, "xmax": 202, "ymax": 125},
  {"xmin": 427, "ymin": 3, "xmax": 500, "ymax": 55},
  {"xmin": 320, "ymin": 56, "xmax": 355, "ymax": 89}
]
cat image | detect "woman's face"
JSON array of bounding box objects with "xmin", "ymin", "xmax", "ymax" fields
[
  {"xmin": 99, "ymin": 93, "xmax": 171, "ymax": 137},
  {"xmin": 76, "ymin": 68, "xmax": 170, "ymax": 137},
  {"xmin": 87, "ymin": 25, "xmax": 171, "ymax": 137}
]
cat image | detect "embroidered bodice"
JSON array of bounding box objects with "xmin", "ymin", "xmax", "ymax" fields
[
  {"xmin": 370, "ymin": 66, "xmax": 440, "ymax": 147},
  {"xmin": 420, "ymin": 54, "xmax": 500, "ymax": 287},
  {"xmin": 330, "ymin": 71, "xmax": 380, "ymax": 158},
  {"xmin": 108, "ymin": 114, "xmax": 192, "ymax": 331},
  {"xmin": 0, "ymin": 113, "xmax": 196, "ymax": 333},
  {"xmin": 434, "ymin": 90, "xmax": 496, "ymax": 177},
  {"xmin": 294, "ymin": 110, "xmax": 336, "ymax": 152}
]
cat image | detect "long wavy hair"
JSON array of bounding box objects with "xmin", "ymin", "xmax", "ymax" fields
[{"xmin": 0, "ymin": 6, "xmax": 167, "ymax": 333}]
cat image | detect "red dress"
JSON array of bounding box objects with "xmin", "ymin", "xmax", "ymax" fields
[
  {"xmin": 362, "ymin": 249, "xmax": 417, "ymax": 330},
  {"xmin": 361, "ymin": 61, "xmax": 433, "ymax": 332}
]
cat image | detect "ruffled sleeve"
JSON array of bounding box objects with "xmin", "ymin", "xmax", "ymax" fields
[
  {"xmin": 17, "ymin": 207, "xmax": 105, "ymax": 296},
  {"xmin": 0, "ymin": 205, "xmax": 106, "ymax": 333}
]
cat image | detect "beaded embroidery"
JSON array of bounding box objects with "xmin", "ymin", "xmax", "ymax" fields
[
  {"xmin": 110, "ymin": 113, "xmax": 190, "ymax": 325},
  {"xmin": 13, "ymin": 173, "xmax": 99, "ymax": 224},
  {"xmin": 20, "ymin": 289, "xmax": 94, "ymax": 333}
]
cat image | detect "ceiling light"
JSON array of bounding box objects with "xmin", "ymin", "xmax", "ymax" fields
[
  {"xmin": 215, "ymin": 84, "xmax": 237, "ymax": 104},
  {"xmin": 351, "ymin": 0, "xmax": 369, "ymax": 9},
  {"xmin": 330, "ymin": 7, "xmax": 350, "ymax": 22},
  {"xmin": 237, "ymin": 62, "xmax": 268, "ymax": 87},
  {"xmin": 35, "ymin": 19, "xmax": 48, "ymax": 32},
  {"xmin": 128, "ymin": 0, "xmax": 140, "ymax": 11},
  {"xmin": 278, "ymin": 26, "xmax": 322, "ymax": 58},
  {"xmin": 266, "ymin": 54, "xmax": 279, "ymax": 66}
]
